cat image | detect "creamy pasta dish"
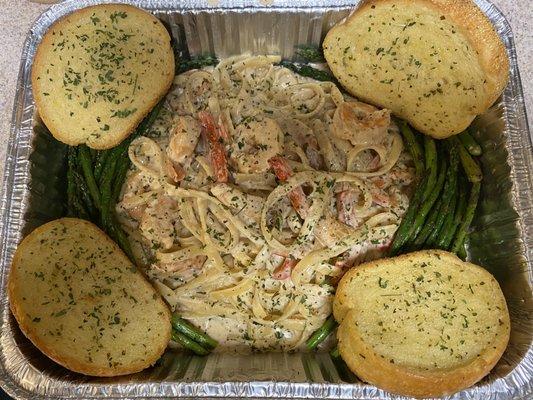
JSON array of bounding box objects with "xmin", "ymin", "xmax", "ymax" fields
[{"xmin": 116, "ymin": 55, "xmax": 414, "ymax": 352}]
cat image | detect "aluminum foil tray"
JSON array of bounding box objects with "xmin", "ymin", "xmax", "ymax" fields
[{"xmin": 0, "ymin": 0, "xmax": 532, "ymax": 398}]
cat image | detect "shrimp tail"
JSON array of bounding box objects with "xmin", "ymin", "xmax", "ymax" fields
[{"xmin": 199, "ymin": 111, "xmax": 229, "ymax": 183}]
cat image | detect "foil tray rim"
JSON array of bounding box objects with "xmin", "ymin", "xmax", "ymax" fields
[{"xmin": 0, "ymin": 0, "xmax": 532, "ymax": 399}]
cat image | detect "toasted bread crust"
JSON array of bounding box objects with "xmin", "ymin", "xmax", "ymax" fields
[
  {"xmin": 338, "ymin": 310, "xmax": 508, "ymax": 398},
  {"xmin": 334, "ymin": 250, "xmax": 510, "ymax": 398},
  {"xmin": 8, "ymin": 218, "xmax": 171, "ymax": 376},
  {"xmin": 323, "ymin": 0, "xmax": 509, "ymax": 139},
  {"xmin": 32, "ymin": 4, "xmax": 174, "ymax": 149},
  {"xmin": 418, "ymin": 0, "xmax": 509, "ymax": 109}
]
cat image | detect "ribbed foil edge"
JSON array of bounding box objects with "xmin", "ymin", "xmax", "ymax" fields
[{"xmin": 0, "ymin": 0, "xmax": 532, "ymax": 399}]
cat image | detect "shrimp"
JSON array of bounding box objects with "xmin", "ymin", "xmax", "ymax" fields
[
  {"xmin": 334, "ymin": 236, "xmax": 393, "ymax": 270},
  {"xmin": 167, "ymin": 116, "xmax": 202, "ymax": 165},
  {"xmin": 210, "ymin": 183, "xmax": 264, "ymax": 223},
  {"xmin": 268, "ymin": 156, "xmax": 310, "ymax": 219},
  {"xmin": 370, "ymin": 165, "xmax": 415, "ymax": 189},
  {"xmin": 116, "ymin": 170, "xmax": 164, "ymax": 225},
  {"xmin": 164, "ymin": 159, "xmax": 186, "ymax": 183},
  {"xmin": 336, "ymin": 190, "xmax": 362, "ymax": 228},
  {"xmin": 164, "ymin": 116, "xmax": 202, "ymax": 183},
  {"xmin": 120, "ymin": 170, "xmax": 163, "ymax": 199},
  {"xmin": 268, "ymin": 156, "xmax": 310, "ymax": 277},
  {"xmin": 126, "ymin": 204, "xmax": 147, "ymax": 222},
  {"xmin": 272, "ymin": 257, "xmax": 297, "ymax": 280},
  {"xmin": 198, "ymin": 111, "xmax": 229, "ymax": 183},
  {"xmin": 332, "ymin": 101, "xmax": 391, "ymax": 146},
  {"xmin": 364, "ymin": 165, "xmax": 415, "ymax": 209},
  {"xmin": 268, "ymin": 155, "xmax": 393, "ymax": 281},
  {"xmin": 268, "ymin": 155, "xmax": 352, "ymax": 275},
  {"xmin": 269, "ymin": 156, "xmax": 351, "ymax": 245},
  {"xmin": 139, "ymin": 196, "xmax": 179, "ymax": 250},
  {"xmin": 154, "ymin": 255, "xmax": 207, "ymax": 273},
  {"xmin": 336, "ymin": 181, "xmax": 392, "ymax": 223},
  {"xmin": 268, "ymin": 156, "xmax": 396, "ymax": 256},
  {"xmin": 278, "ymin": 118, "xmax": 323, "ymax": 169},
  {"xmin": 313, "ymin": 215, "xmax": 351, "ymax": 248},
  {"xmin": 230, "ymin": 117, "xmax": 283, "ymax": 174}
]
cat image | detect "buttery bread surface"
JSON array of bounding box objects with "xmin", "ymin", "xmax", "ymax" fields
[
  {"xmin": 32, "ymin": 4, "xmax": 174, "ymax": 149},
  {"xmin": 9, "ymin": 218, "xmax": 171, "ymax": 376},
  {"xmin": 334, "ymin": 250, "xmax": 510, "ymax": 398},
  {"xmin": 323, "ymin": 0, "xmax": 509, "ymax": 138}
]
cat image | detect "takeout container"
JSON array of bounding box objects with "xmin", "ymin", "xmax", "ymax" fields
[{"xmin": 0, "ymin": 0, "xmax": 531, "ymax": 398}]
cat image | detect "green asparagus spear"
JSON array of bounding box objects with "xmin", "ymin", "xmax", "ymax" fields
[
  {"xmin": 111, "ymin": 160, "xmax": 130, "ymax": 203},
  {"xmin": 278, "ymin": 61, "xmax": 336, "ymax": 82},
  {"xmin": 424, "ymin": 145, "xmax": 459, "ymax": 247},
  {"xmin": 403, "ymin": 153, "xmax": 447, "ymax": 249},
  {"xmin": 171, "ymin": 331, "xmax": 210, "ymax": 356},
  {"xmin": 452, "ymin": 136, "xmax": 482, "ymax": 183},
  {"xmin": 295, "ymin": 45, "xmax": 325, "ymax": 62},
  {"xmin": 67, "ymin": 157, "xmax": 90, "ymax": 219},
  {"xmin": 99, "ymin": 157, "xmax": 118, "ymax": 229},
  {"xmin": 78, "ymin": 145, "xmax": 102, "ymax": 210},
  {"xmin": 389, "ymin": 174, "xmax": 429, "ymax": 255},
  {"xmin": 96, "ymin": 153, "xmax": 133, "ymax": 259},
  {"xmin": 451, "ymin": 182, "xmax": 481, "ymax": 254},
  {"xmin": 441, "ymin": 174, "xmax": 468, "ymax": 250},
  {"xmin": 422, "ymin": 136, "xmax": 438, "ymax": 200},
  {"xmin": 68, "ymin": 178, "xmax": 90, "ymax": 219},
  {"xmin": 306, "ymin": 315, "xmax": 338, "ymax": 351},
  {"xmin": 409, "ymin": 147, "xmax": 446, "ymax": 250},
  {"xmin": 66, "ymin": 147, "xmax": 78, "ymax": 217},
  {"xmin": 171, "ymin": 315, "xmax": 218, "ymax": 350},
  {"xmin": 71, "ymin": 196, "xmax": 90, "ymax": 220},
  {"xmin": 457, "ymin": 236, "xmax": 468, "ymax": 260},
  {"xmin": 409, "ymin": 195, "xmax": 443, "ymax": 250},
  {"xmin": 89, "ymin": 148, "xmax": 98, "ymax": 163},
  {"xmin": 458, "ymin": 129, "xmax": 482, "ymax": 156},
  {"xmin": 424, "ymin": 206, "xmax": 447, "ymax": 247},
  {"xmin": 399, "ymin": 121, "xmax": 424, "ymax": 178},
  {"xmin": 110, "ymin": 215, "xmax": 135, "ymax": 261},
  {"xmin": 330, "ymin": 347, "xmax": 356, "ymax": 381},
  {"xmin": 435, "ymin": 180, "xmax": 458, "ymax": 249},
  {"xmin": 72, "ymin": 170, "xmax": 98, "ymax": 219},
  {"xmin": 94, "ymin": 151, "xmax": 110, "ymax": 182}
]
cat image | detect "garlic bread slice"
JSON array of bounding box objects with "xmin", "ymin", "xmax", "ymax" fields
[
  {"xmin": 32, "ymin": 4, "xmax": 174, "ymax": 149},
  {"xmin": 8, "ymin": 218, "xmax": 171, "ymax": 376},
  {"xmin": 334, "ymin": 250, "xmax": 510, "ymax": 398},
  {"xmin": 323, "ymin": 0, "xmax": 509, "ymax": 139}
]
